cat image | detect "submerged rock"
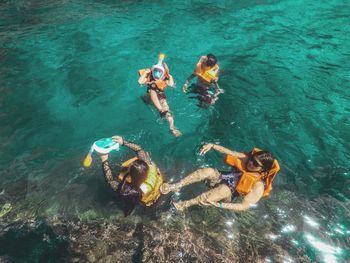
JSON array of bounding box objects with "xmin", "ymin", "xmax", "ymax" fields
[
  {"xmin": 0, "ymin": 190, "xmax": 317, "ymax": 262},
  {"xmin": 0, "ymin": 203, "xmax": 12, "ymax": 218},
  {"xmin": 0, "ymin": 216, "xmax": 239, "ymax": 262}
]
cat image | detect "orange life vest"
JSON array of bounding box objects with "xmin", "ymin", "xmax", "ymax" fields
[
  {"xmin": 138, "ymin": 63, "xmax": 170, "ymax": 91},
  {"xmin": 194, "ymin": 62, "xmax": 219, "ymax": 83},
  {"xmin": 225, "ymin": 148, "xmax": 280, "ymax": 197}
]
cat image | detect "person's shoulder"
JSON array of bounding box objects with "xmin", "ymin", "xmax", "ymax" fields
[{"xmin": 198, "ymin": 56, "xmax": 207, "ymax": 63}]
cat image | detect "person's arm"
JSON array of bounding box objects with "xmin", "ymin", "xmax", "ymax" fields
[
  {"xmin": 183, "ymin": 74, "xmax": 196, "ymax": 93},
  {"xmin": 138, "ymin": 69, "xmax": 152, "ymax": 85},
  {"xmin": 112, "ymin": 136, "xmax": 152, "ymax": 165},
  {"xmin": 209, "ymin": 182, "xmax": 264, "ymax": 211},
  {"xmin": 212, "ymin": 81, "xmax": 224, "ymax": 97},
  {"xmin": 199, "ymin": 143, "xmax": 246, "ymax": 157},
  {"xmin": 185, "ymin": 73, "xmax": 196, "ymax": 83},
  {"xmin": 162, "ymin": 63, "xmax": 174, "ymax": 88},
  {"xmin": 100, "ymin": 155, "xmax": 120, "ymax": 192},
  {"xmin": 166, "ymin": 74, "xmax": 175, "ymax": 87},
  {"xmin": 197, "ymin": 55, "xmax": 207, "ymax": 66}
]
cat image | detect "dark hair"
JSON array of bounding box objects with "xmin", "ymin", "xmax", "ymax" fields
[
  {"xmin": 129, "ymin": 160, "xmax": 148, "ymax": 188},
  {"xmin": 206, "ymin": 54, "xmax": 217, "ymax": 67},
  {"xmin": 253, "ymin": 151, "xmax": 275, "ymax": 172}
]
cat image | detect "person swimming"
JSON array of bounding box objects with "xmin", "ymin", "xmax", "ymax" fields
[
  {"xmin": 160, "ymin": 143, "xmax": 280, "ymax": 212},
  {"xmin": 182, "ymin": 54, "xmax": 224, "ymax": 108},
  {"xmin": 98, "ymin": 136, "xmax": 164, "ymax": 216},
  {"xmin": 138, "ymin": 54, "xmax": 182, "ymax": 137}
]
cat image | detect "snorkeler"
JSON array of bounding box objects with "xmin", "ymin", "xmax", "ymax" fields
[
  {"xmin": 98, "ymin": 136, "xmax": 164, "ymax": 216},
  {"xmin": 182, "ymin": 54, "xmax": 224, "ymax": 108},
  {"xmin": 160, "ymin": 143, "xmax": 280, "ymax": 211},
  {"xmin": 138, "ymin": 54, "xmax": 182, "ymax": 137}
]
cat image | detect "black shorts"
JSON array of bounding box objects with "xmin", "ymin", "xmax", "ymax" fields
[{"xmin": 218, "ymin": 169, "xmax": 242, "ymax": 199}]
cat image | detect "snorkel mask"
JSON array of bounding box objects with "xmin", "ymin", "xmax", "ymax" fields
[
  {"xmin": 151, "ymin": 65, "xmax": 165, "ymax": 80},
  {"xmin": 151, "ymin": 53, "xmax": 166, "ymax": 80},
  {"xmin": 83, "ymin": 138, "xmax": 120, "ymax": 168}
]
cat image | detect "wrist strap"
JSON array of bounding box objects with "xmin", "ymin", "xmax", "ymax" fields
[{"xmin": 220, "ymin": 202, "xmax": 223, "ymax": 209}]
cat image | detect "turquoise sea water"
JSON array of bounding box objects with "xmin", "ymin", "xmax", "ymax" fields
[{"xmin": 0, "ymin": 0, "xmax": 349, "ymax": 262}]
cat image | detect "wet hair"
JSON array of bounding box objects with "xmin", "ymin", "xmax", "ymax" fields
[
  {"xmin": 129, "ymin": 160, "xmax": 148, "ymax": 188},
  {"xmin": 253, "ymin": 151, "xmax": 275, "ymax": 172},
  {"xmin": 206, "ymin": 54, "xmax": 217, "ymax": 67}
]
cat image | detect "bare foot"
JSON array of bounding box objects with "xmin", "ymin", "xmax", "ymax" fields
[
  {"xmin": 160, "ymin": 183, "xmax": 171, "ymax": 194},
  {"xmin": 160, "ymin": 183, "xmax": 179, "ymax": 194},
  {"xmin": 173, "ymin": 201, "xmax": 185, "ymax": 212},
  {"xmin": 170, "ymin": 127, "xmax": 182, "ymax": 137}
]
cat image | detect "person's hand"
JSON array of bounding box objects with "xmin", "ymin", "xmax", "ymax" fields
[
  {"xmin": 99, "ymin": 154, "xmax": 108, "ymax": 162},
  {"xmin": 182, "ymin": 81, "xmax": 189, "ymax": 93},
  {"xmin": 218, "ymin": 88, "xmax": 225, "ymax": 94},
  {"xmin": 112, "ymin": 136, "xmax": 124, "ymax": 145},
  {"xmin": 182, "ymin": 84, "xmax": 188, "ymax": 93},
  {"xmin": 169, "ymin": 81, "xmax": 176, "ymax": 88},
  {"xmin": 199, "ymin": 143, "xmax": 214, "ymax": 155}
]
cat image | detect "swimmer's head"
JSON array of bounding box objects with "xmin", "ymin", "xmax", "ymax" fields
[
  {"xmin": 246, "ymin": 151, "xmax": 275, "ymax": 172},
  {"xmin": 151, "ymin": 64, "xmax": 165, "ymax": 80},
  {"xmin": 129, "ymin": 160, "xmax": 149, "ymax": 188},
  {"xmin": 205, "ymin": 54, "xmax": 217, "ymax": 67}
]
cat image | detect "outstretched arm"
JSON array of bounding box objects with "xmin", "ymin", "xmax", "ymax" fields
[
  {"xmin": 199, "ymin": 143, "xmax": 246, "ymax": 157},
  {"xmin": 112, "ymin": 136, "xmax": 152, "ymax": 165},
  {"xmin": 208, "ymin": 182, "xmax": 264, "ymax": 211}
]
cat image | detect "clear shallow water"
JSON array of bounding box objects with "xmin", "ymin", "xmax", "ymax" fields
[{"xmin": 0, "ymin": 0, "xmax": 349, "ymax": 262}]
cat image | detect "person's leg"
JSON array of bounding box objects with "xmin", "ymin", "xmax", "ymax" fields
[
  {"xmin": 159, "ymin": 98, "xmax": 182, "ymax": 137},
  {"xmin": 160, "ymin": 168, "xmax": 220, "ymax": 194},
  {"xmin": 174, "ymin": 184, "xmax": 232, "ymax": 211},
  {"xmin": 149, "ymin": 89, "xmax": 164, "ymax": 112}
]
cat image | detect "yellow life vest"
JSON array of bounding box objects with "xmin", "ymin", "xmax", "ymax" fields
[
  {"xmin": 120, "ymin": 157, "xmax": 163, "ymax": 207},
  {"xmin": 139, "ymin": 165, "xmax": 163, "ymax": 206},
  {"xmin": 225, "ymin": 148, "xmax": 280, "ymax": 197},
  {"xmin": 194, "ymin": 63, "xmax": 219, "ymax": 83}
]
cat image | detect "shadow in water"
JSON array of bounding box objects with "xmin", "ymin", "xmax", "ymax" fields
[
  {"xmin": 132, "ymin": 223, "xmax": 144, "ymax": 263},
  {"xmin": 0, "ymin": 221, "xmax": 69, "ymax": 263}
]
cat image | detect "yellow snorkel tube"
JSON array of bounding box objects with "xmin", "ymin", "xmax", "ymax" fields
[{"xmin": 158, "ymin": 53, "xmax": 165, "ymax": 61}]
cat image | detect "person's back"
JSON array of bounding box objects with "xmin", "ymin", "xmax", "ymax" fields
[{"xmin": 99, "ymin": 136, "xmax": 163, "ymax": 216}]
